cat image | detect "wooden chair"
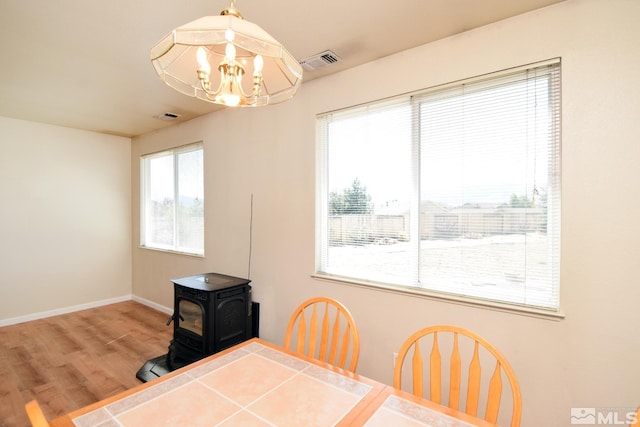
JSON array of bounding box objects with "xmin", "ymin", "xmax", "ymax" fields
[
  {"xmin": 393, "ymin": 325, "xmax": 522, "ymax": 427},
  {"xmin": 630, "ymin": 407, "xmax": 640, "ymax": 427},
  {"xmin": 25, "ymin": 400, "xmax": 50, "ymax": 427},
  {"xmin": 284, "ymin": 296, "xmax": 360, "ymax": 372}
]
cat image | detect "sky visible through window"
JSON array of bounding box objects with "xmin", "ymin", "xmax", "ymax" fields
[
  {"xmin": 148, "ymin": 148, "xmax": 203, "ymax": 205},
  {"xmin": 328, "ymin": 78, "xmax": 551, "ymax": 211}
]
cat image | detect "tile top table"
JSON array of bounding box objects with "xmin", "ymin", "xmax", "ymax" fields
[{"xmin": 49, "ymin": 338, "xmax": 496, "ymax": 427}]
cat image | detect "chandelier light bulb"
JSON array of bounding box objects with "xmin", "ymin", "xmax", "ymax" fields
[
  {"xmin": 196, "ymin": 47, "xmax": 211, "ymax": 74},
  {"xmin": 220, "ymin": 94, "xmax": 241, "ymax": 106},
  {"xmin": 217, "ymin": 75, "xmax": 242, "ymax": 106},
  {"xmin": 225, "ymin": 28, "xmax": 235, "ymax": 42},
  {"xmin": 253, "ymin": 55, "xmax": 264, "ymax": 75},
  {"xmin": 224, "ymin": 43, "xmax": 236, "ymax": 62}
]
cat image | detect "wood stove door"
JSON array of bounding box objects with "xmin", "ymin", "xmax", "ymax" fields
[
  {"xmin": 174, "ymin": 297, "xmax": 206, "ymax": 355},
  {"xmin": 178, "ymin": 299, "xmax": 204, "ymax": 337}
]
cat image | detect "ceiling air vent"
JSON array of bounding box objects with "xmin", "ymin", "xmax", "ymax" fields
[
  {"xmin": 155, "ymin": 112, "xmax": 182, "ymax": 121},
  {"xmin": 300, "ymin": 50, "xmax": 342, "ymax": 71}
]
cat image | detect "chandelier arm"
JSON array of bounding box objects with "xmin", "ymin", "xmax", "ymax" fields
[
  {"xmin": 252, "ymin": 75, "xmax": 263, "ymax": 97},
  {"xmin": 197, "ymin": 61, "xmax": 264, "ymax": 103}
]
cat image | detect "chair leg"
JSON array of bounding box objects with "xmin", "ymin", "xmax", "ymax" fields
[{"xmin": 25, "ymin": 400, "xmax": 50, "ymax": 427}]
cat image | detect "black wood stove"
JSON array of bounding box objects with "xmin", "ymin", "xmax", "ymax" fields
[{"xmin": 136, "ymin": 272, "xmax": 258, "ymax": 382}]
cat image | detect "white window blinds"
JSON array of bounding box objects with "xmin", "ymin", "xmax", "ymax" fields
[{"xmin": 317, "ymin": 59, "xmax": 561, "ymax": 311}]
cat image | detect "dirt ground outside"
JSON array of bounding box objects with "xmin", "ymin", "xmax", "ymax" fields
[{"xmin": 326, "ymin": 233, "xmax": 556, "ymax": 307}]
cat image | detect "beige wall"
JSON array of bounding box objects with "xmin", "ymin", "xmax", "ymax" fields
[
  {"xmin": 0, "ymin": 0, "xmax": 618, "ymax": 424},
  {"xmin": 0, "ymin": 116, "xmax": 132, "ymax": 322},
  {"xmin": 133, "ymin": 1, "xmax": 640, "ymax": 424}
]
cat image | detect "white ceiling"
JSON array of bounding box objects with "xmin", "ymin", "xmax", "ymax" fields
[{"xmin": 0, "ymin": 0, "xmax": 565, "ymax": 138}]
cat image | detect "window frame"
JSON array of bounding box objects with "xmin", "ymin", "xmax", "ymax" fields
[
  {"xmin": 140, "ymin": 142, "xmax": 204, "ymax": 256},
  {"xmin": 315, "ymin": 59, "xmax": 562, "ymax": 318}
]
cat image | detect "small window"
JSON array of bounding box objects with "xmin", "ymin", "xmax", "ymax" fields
[
  {"xmin": 316, "ymin": 60, "xmax": 561, "ymax": 311},
  {"xmin": 141, "ymin": 142, "xmax": 204, "ymax": 256}
]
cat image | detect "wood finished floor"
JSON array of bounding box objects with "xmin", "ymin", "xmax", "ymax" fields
[{"xmin": 0, "ymin": 301, "xmax": 173, "ymax": 427}]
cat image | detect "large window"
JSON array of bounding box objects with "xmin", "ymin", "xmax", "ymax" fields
[
  {"xmin": 316, "ymin": 60, "xmax": 561, "ymax": 311},
  {"xmin": 141, "ymin": 142, "xmax": 204, "ymax": 255}
]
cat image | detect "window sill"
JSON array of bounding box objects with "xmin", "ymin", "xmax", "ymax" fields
[
  {"xmin": 311, "ymin": 273, "xmax": 565, "ymax": 321},
  {"xmin": 139, "ymin": 245, "xmax": 204, "ymax": 258}
]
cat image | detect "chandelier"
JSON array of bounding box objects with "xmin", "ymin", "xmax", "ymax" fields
[{"xmin": 151, "ymin": 1, "xmax": 303, "ymax": 107}]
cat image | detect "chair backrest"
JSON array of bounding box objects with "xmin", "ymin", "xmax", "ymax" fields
[
  {"xmin": 25, "ymin": 400, "xmax": 50, "ymax": 427},
  {"xmin": 393, "ymin": 325, "xmax": 522, "ymax": 427},
  {"xmin": 284, "ymin": 296, "xmax": 360, "ymax": 372},
  {"xmin": 630, "ymin": 407, "xmax": 640, "ymax": 427}
]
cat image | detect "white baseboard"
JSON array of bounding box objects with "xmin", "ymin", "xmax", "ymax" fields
[
  {"xmin": 0, "ymin": 295, "xmax": 173, "ymax": 327},
  {"xmin": 132, "ymin": 295, "xmax": 172, "ymax": 315},
  {"xmin": 0, "ymin": 295, "xmax": 132, "ymax": 327}
]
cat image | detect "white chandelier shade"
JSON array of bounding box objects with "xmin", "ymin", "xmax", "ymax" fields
[{"xmin": 151, "ymin": 4, "xmax": 303, "ymax": 107}]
